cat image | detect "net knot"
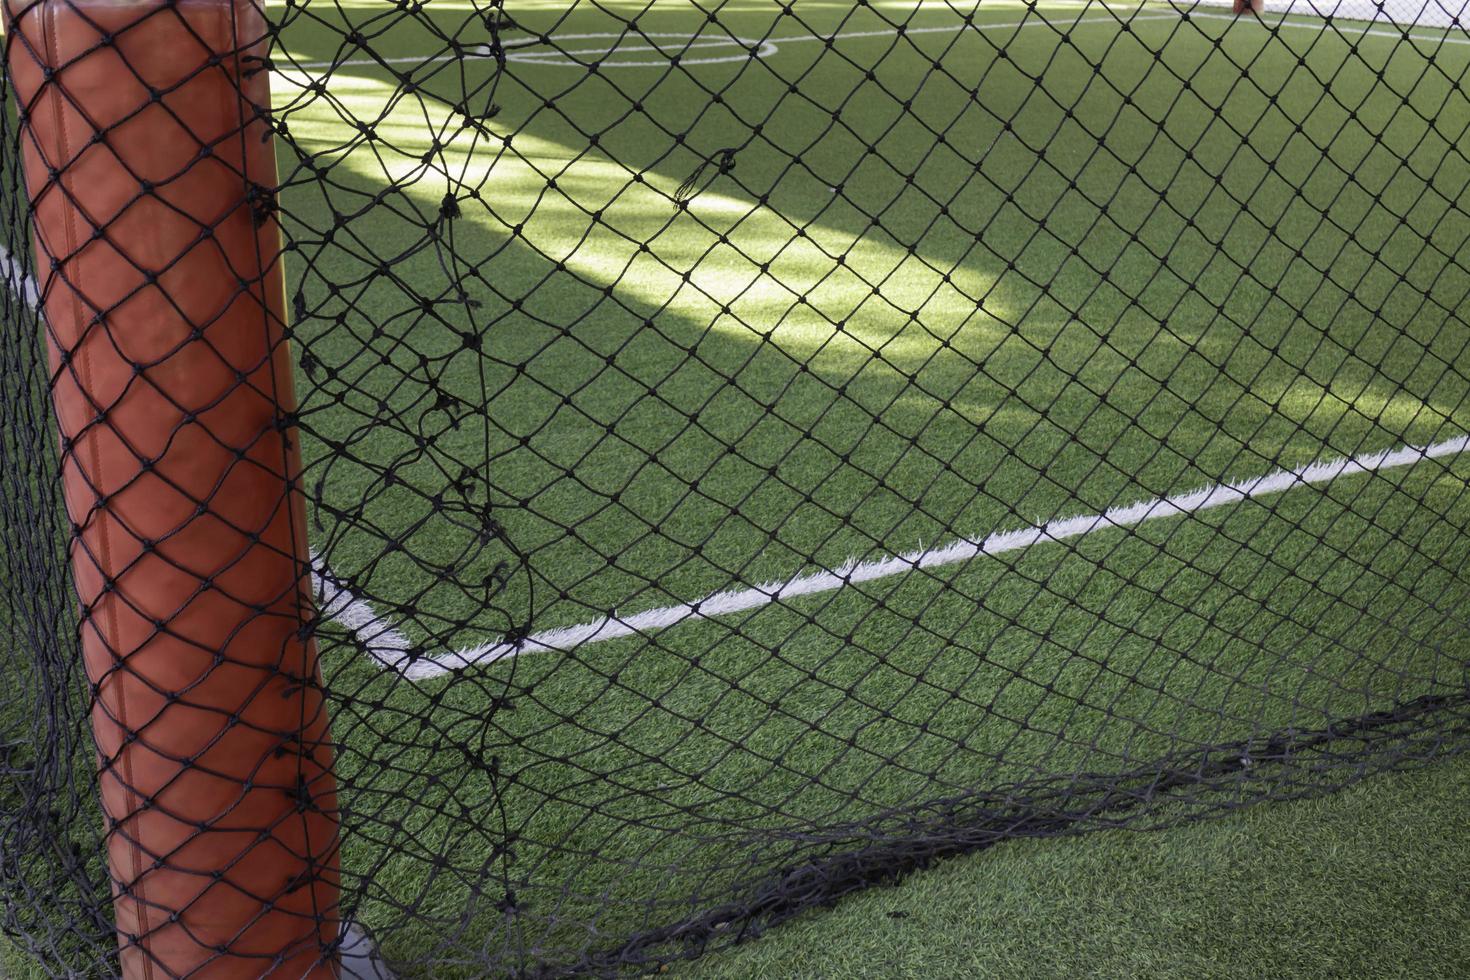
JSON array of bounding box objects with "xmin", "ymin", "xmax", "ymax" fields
[{"xmin": 246, "ymin": 181, "xmax": 278, "ymax": 228}]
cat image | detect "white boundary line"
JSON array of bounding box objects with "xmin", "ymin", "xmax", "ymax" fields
[
  {"xmin": 502, "ymin": 33, "xmax": 780, "ymax": 70},
  {"xmin": 342, "ymin": 433, "xmax": 1467, "ymax": 681},
  {"xmin": 1181, "ymin": 5, "xmax": 1470, "ymax": 43},
  {"xmin": 286, "ymin": 11, "xmax": 1185, "ymax": 73},
  {"xmin": 281, "ymin": 4, "xmax": 1470, "ymax": 78},
  {"xmin": 0, "ymin": 246, "xmax": 40, "ymax": 310},
  {"xmin": 311, "ymin": 555, "xmax": 414, "ymax": 667}
]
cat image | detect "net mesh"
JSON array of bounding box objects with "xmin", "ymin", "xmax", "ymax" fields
[{"xmin": 3, "ymin": 0, "xmax": 1470, "ymax": 976}]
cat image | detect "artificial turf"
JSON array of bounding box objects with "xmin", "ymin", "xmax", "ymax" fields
[
  {"xmin": 3, "ymin": 0, "xmax": 1470, "ymax": 975},
  {"xmin": 281, "ymin": 0, "xmax": 1470, "ymax": 646},
  {"xmin": 260, "ymin": 2, "xmax": 1470, "ymax": 971},
  {"xmin": 677, "ymin": 749, "xmax": 1470, "ymax": 979},
  {"xmin": 2, "ymin": 750, "xmax": 1467, "ymax": 977}
]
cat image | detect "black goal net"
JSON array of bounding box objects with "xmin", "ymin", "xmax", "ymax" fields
[{"xmin": 1, "ymin": 0, "xmax": 1468, "ymax": 976}]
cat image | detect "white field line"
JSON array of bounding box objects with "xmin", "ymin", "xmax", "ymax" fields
[
  {"xmin": 344, "ymin": 433, "xmax": 1469, "ymax": 682},
  {"xmin": 1179, "ymin": 6, "xmax": 1470, "ymax": 44},
  {"xmin": 286, "ymin": 11, "xmax": 1184, "ymax": 73},
  {"xmin": 503, "ymin": 36, "xmax": 780, "ymax": 70},
  {"xmin": 282, "ymin": 4, "xmax": 1470, "ymax": 78},
  {"xmin": 0, "ymin": 246, "xmax": 40, "ymax": 310},
  {"xmin": 310, "ymin": 555, "xmax": 415, "ymax": 665}
]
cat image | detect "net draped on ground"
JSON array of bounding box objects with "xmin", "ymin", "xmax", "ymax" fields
[{"xmin": 3, "ymin": 0, "xmax": 1470, "ymax": 976}]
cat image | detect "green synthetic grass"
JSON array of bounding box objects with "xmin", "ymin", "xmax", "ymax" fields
[
  {"xmin": 678, "ymin": 750, "xmax": 1470, "ymax": 979},
  {"xmin": 5, "ymin": 1, "xmax": 1470, "ymax": 974},
  {"xmin": 283, "ymin": 0, "xmax": 1470, "ymax": 645},
  {"xmin": 2, "ymin": 751, "xmax": 1467, "ymax": 978},
  {"xmin": 254, "ymin": 1, "xmax": 1470, "ymax": 972}
]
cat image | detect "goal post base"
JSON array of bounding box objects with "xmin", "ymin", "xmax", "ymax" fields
[{"xmin": 340, "ymin": 924, "xmax": 395, "ymax": 980}]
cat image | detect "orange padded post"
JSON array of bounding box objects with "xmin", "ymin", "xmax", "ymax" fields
[{"xmin": 5, "ymin": 0, "xmax": 340, "ymax": 976}]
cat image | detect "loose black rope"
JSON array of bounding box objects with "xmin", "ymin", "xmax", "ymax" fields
[{"xmin": 674, "ymin": 147, "xmax": 738, "ymax": 205}]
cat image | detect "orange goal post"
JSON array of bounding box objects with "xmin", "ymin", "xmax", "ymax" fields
[{"xmin": 5, "ymin": 0, "xmax": 347, "ymax": 975}]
